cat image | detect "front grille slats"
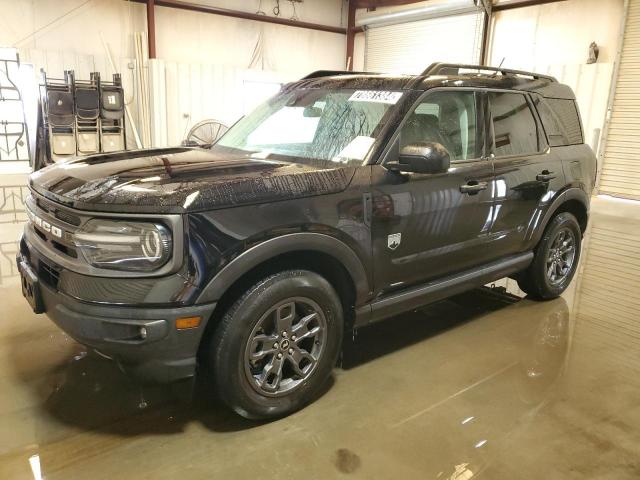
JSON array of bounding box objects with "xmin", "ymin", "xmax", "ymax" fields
[
  {"xmin": 51, "ymin": 240, "xmax": 77, "ymax": 258},
  {"xmin": 36, "ymin": 197, "xmax": 81, "ymax": 226},
  {"xmin": 36, "ymin": 198, "xmax": 50, "ymax": 213},
  {"xmin": 39, "ymin": 260, "xmax": 60, "ymax": 289},
  {"xmin": 54, "ymin": 209, "xmax": 81, "ymax": 226}
]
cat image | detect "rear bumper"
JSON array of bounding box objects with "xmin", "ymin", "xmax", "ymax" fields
[{"xmin": 17, "ymin": 249, "xmax": 216, "ymax": 383}]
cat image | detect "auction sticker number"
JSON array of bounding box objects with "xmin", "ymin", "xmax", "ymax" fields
[{"xmin": 348, "ymin": 90, "xmax": 403, "ymax": 104}]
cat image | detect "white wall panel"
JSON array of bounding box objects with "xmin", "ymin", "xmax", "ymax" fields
[
  {"xmin": 153, "ymin": 1, "xmax": 345, "ymax": 74},
  {"xmin": 489, "ymin": 0, "xmax": 623, "ymax": 176},
  {"xmin": 490, "ymin": 0, "xmax": 623, "ymax": 67},
  {"xmin": 150, "ymin": 60, "xmax": 295, "ymax": 147},
  {"xmin": 541, "ymin": 62, "xmax": 615, "ymax": 153}
]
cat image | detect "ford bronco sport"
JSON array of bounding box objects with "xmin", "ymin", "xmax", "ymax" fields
[{"xmin": 18, "ymin": 63, "xmax": 596, "ymax": 419}]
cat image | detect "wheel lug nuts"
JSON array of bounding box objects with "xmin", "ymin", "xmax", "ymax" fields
[
  {"xmin": 273, "ymin": 343, "xmax": 279, "ymax": 349},
  {"xmin": 277, "ymin": 353, "xmax": 283, "ymax": 359},
  {"xmin": 291, "ymin": 335, "xmax": 296, "ymax": 341},
  {"xmin": 288, "ymin": 348, "xmax": 294, "ymax": 354},
  {"xmin": 282, "ymin": 332, "xmax": 288, "ymax": 338}
]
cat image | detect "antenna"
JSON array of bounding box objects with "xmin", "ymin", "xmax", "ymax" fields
[{"xmin": 490, "ymin": 57, "xmax": 506, "ymax": 77}]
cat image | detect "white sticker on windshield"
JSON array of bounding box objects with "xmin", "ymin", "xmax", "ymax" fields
[
  {"xmin": 334, "ymin": 136, "xmax": 376, "ymax": 162},
  {"xmin": 348, "ymin": 90, "xmax": 403, "ymax": 104}
]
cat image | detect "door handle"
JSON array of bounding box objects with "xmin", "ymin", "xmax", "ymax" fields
[
  {"xmin": 460, "ymin": 181, "xmax": 488, "ymax": 194},
  {"xmin": 536, "ymin": 170, "xmax": 556, "ymax": 182}
]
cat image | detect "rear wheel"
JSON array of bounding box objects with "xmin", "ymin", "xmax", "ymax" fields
[
  {"xmin": 518, "ymin": 212, "xmax": 582, "ymax": 300},
  {"xmin": 208, "ymin": 270, "xmax": 343, "ymax": 419}
]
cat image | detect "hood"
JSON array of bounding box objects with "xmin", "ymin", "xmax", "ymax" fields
[{"xmin": 30, "ymin": 147, "xmax": 356, "ymax": 213}]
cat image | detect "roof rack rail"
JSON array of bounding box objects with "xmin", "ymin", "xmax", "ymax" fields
[
  {"xmin": 421, "ymin": 63, "xmax": 557, "ymax": 82},
  {"xmin": 301, "ymin": 70, "xmax": 374, "ymax": 80}
]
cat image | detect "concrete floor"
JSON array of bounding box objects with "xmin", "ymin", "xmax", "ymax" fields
[{"xmin": 0, "ymin": 192, "xmax": 639, "ymax": 479}]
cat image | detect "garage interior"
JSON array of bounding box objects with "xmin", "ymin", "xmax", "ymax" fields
[{"xmin": 1, "ymin": 0, "xmax": 639, "ymax": 478}]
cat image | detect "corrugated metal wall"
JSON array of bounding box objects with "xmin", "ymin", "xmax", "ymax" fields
[
  {"xmin": 600, "ymin": 0, "xmax": 640, "ymax": 200},
  {"xmin": 365, "ymin": 12, "xmax": 484, "ymax": 74}
]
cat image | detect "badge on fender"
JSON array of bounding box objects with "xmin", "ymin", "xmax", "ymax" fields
[{"xmin": 388, "ymin": 233, "xmax": 401, "ymax": 250}]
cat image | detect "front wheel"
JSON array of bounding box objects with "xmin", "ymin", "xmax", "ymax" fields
[
  {"xmin": 208, "ymin": 270, "xmax": 343, "ymax": 419},
  {"xmin": 518, "ymin": 212, "xmax": 582, "ymax": 300}
]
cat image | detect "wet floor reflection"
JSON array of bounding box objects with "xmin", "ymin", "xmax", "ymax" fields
[
  {"xmin": 0, "ymin": 199, "xmax": 639, "ymax": 479},
  {"xmin": 0, "ymin": 284, "xmax": 573, "ymax": 479}
]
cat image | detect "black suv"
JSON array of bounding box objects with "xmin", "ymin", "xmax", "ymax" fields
[{"xmin": 18, "ymin": 63, "xmax": 596, "ymax": 419}]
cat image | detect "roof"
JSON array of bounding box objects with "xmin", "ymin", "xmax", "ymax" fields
[{"xmin": 290, "ymin": 64, "xmax": 576, "ymax": 100}]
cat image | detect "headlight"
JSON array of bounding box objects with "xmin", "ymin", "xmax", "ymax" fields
[{"xmin": 73, "ymin": 220, "xmax": 172, "ymax": 272}]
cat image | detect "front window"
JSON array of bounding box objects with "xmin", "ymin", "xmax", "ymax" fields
[
  {"xmin": 217, "ymin": 88, "xmax": 402, "ymax": 166},
  {"xmin": 398, "ymin": 90, "xmax": 480, "ymax": 161}
]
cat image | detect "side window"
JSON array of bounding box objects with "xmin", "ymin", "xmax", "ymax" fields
[
  {"xmin": 535, "ymin": 96, "xmax": 583, "ymax": 146},
  {"xmin": 489, "ymin": 92, "xmax": 541, "ymax": 157},
  {"xmin": 532, "ymin": 94, "xmax": 566, "ymax": 146},
  {"xmin": 399, "ymin": 91, "xmax": 478, "ymax": 161}
]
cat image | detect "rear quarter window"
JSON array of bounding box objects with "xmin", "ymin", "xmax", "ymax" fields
[{"xmin": 534, "ymin": 95, "xmax": 583, "ymax": 146}]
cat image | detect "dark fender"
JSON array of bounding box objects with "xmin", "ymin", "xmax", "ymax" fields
[
  {"xmin": 195, "ymin": 233, "xmax": 371, "ymax": 305},
  {"xmin": 529, "ymin": 187, "xmax": 590, "ymax": 246}
]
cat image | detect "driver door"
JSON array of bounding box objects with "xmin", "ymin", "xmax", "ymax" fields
[{"xmin": 371, "ymin": 89, "xmax": 496, "ymax": 295}]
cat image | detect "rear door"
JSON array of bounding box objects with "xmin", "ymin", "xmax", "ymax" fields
[{"xmin": 487, "ymin": 90, "xmax": 566, "ymax": 255}]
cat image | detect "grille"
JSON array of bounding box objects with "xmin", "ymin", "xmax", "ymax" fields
[
  {"xmin": 51, "ymin": 239, "xmax": 77, "ymax": 258},
  {"xmin": 29, "ymin": 194, "xmax": 81, "ymax": 260},
  {"xmin": 36, "ymin": 196, "xmax": 81, "ymax": 226},
  {"xmin": 54, "ymin": 209, "xmax": 81, "ymax": 226},
  {"xmin": 39, "ymin": 260, "xmax": 60, "ymax": 289},
  {"xmin": 36, "ymin": 198, "xmax": 50, "ymax": 213}
]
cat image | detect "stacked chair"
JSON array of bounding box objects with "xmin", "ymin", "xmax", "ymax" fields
[
  {"xmin": 45, "ymin": 75, "xmax": 76, "ymax": 157},
  {"xmin": 99, "ymin": 75, "xmax": 125, "ymax": 152},
  {"xmin": 36, "ymin": 69, "xmax": 127, "ymax": 167},
  {"xmin": 74, "ymin": 72, "xmax": 100, "ymax": 155}
]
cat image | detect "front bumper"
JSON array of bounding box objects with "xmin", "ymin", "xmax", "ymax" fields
[{"xmin": 17, "ymin": 247, "xmax": 217, "ymax": 383}]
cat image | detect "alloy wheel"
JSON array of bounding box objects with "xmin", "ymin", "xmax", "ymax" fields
[
  {"xmin": 244, "ymin": 297, "xmax": 327, "ymax": 397},
  {"xmin": 546, "ymin": 227, "xmax": 576, "ymax": 285}
]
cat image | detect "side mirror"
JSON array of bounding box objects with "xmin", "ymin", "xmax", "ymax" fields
[{"xmin": 388, "ymin": 142, "xmax": 450, "ymax": 174}]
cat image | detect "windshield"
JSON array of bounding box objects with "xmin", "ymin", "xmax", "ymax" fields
[{"xmin": 217, "ymin": 88, "xmax": 403, "ymax": 166}]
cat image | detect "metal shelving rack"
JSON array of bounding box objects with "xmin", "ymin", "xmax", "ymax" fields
[{"xmin": 0, "ymin": 53, "xmax": 31, "ymax": 163}]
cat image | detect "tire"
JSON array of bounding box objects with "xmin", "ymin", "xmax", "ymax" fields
[
  {"xmin": 518, "ymin": 212, "xmax": 582, "ymax": 300},
  {"xmin": 208, "ymin": 270, "xmax": 343, "ymax": 419}
]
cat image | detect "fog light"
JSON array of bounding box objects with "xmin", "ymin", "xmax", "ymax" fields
[
  {"xmin": 139, "ymin": 326, "xmax": 148, "ymax": 339},
  {"xmin": 176, "ymin": 316, "xmax": 201, "ymax": 330}
]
